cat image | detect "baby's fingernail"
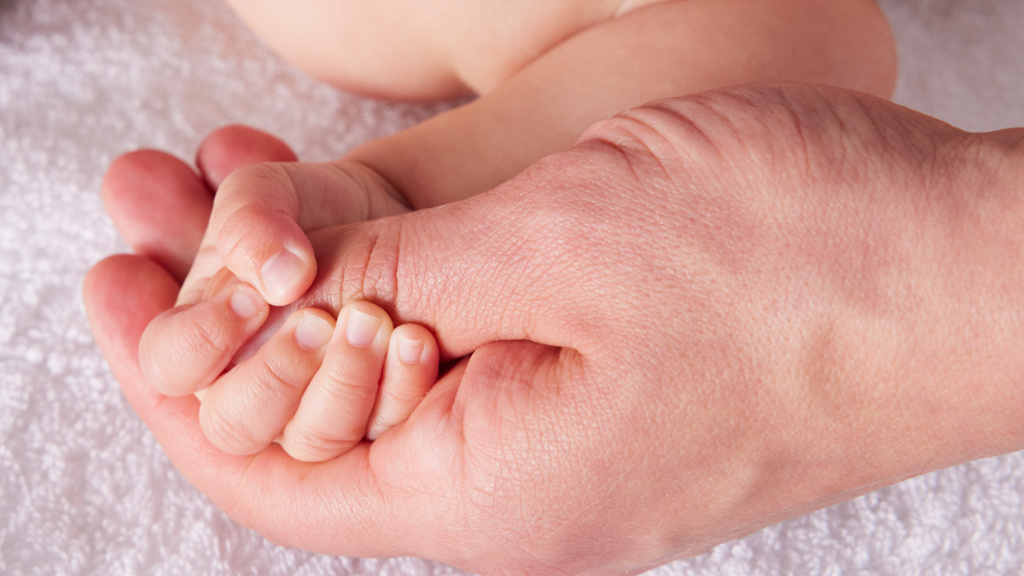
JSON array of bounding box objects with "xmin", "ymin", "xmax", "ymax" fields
[
  {"xmin": 398, "ymin": 335, "xmax": 425, "ymax": 364},
  {"xmin": 229, "ymin": 286, "xmax": 263, "ymax": 320},
  {"xmin": 261, "ymin": 250, "xmax": 305, "ymax": 302},
  {"xmin": 345, "ymin": 308, "xmax": 383, "ymax": 347},
  {"xmin": 294, "ymin": 314, "xmax": 334, "ymax": 351}
]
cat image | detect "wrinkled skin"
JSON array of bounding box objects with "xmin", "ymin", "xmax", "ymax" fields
[{"xmin": 85, "ymin": 84, "xmax": 1024, "ymax": 576}]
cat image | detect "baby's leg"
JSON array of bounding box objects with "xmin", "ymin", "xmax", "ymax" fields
[
  {"xmin": 347, "ymin": 0, "xmax": 898, "ymax": 209},
  {"xmin": 139, "ymin": 290, "xmax": 439, "ymax": 461}
]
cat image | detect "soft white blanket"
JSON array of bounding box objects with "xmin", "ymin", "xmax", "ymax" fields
[{"xmin": 1, "ymin": 0, "xmax": 1022, "ymax": 573}]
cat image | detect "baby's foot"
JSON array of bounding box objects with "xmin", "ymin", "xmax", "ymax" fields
[{"xmin": 139, "ymin": 282, "xmax": 439, "ymax": 462}]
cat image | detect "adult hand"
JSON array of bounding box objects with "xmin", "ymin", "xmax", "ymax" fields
[{"xmin": 85, "ymin": 84, "xmax": 1024, "ymax": 575}]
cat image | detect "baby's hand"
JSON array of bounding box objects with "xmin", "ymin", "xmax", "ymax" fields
[
  {"xmin": 138, "ymin": 157, "xmax": 436, "ymax": 460},
  {"xmin": 181, "ymin": 158, "xmax": 412, "ymax": 308},
  {"xmin": 140, "ymin": 269, "xmax": 439, "ymax": 460}
]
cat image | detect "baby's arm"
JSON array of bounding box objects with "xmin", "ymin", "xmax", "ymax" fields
[
  {"xmin": 199, "ymin": 0, "xmax": 897, "ymax": 305},
  {"xmin": 349, "ymin": 0, "xmax": 897, "ymax": 208}
]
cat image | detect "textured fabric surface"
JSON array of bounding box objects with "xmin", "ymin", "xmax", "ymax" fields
[{"xmin": 1, "ymin": 0, "xmax": 1022, "ymax": 573}]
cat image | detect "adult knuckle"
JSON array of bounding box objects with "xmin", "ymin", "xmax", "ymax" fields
[
  {"xmin": 578, "ymin": 89, "xmax": 756, "ymax": 174},
  {"xmin": 571, "ymin": 91, "xmax": 780, "ymax": 213},
  {"xmin": 940, "ymin": 131, "xmax": 1024, "ymax": 217},
  {"xmin": 970, "ymin": 131, "xmax": 1024, "ymax": 182},
  {"xmin": 581, "ymin": 84, "xmax": 961, "ymax": 201},
  {"xmin": 331, "ymin": 220, "xmax": 403, "ymax": 308},
  {"xmin": 361, "ymin": 224, "xmax": 402, "ymax": 304}
]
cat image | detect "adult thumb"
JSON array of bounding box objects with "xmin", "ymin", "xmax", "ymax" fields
[{"xmin": 300, "ymin": 146, "xmax": 625, "ymax": 360}]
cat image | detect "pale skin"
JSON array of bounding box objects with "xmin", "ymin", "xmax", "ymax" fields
[
  {"xmin": 127, "ymin": 0, "xmax": 899, "ymax": 462},
  {"xmin": 86, "ymin": 84, "xmax": 1024, "ymax": 574}
]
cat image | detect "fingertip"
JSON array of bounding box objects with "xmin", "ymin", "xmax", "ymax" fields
[
  {"xmin": 366, "ymin": 323, "xmax": 439, "ymax": 441},
  {"xmin": 294, "ymin": 309, "xmax": 336, "ymax": 351},
  {"xmin": 197, "ymin": 125, "xmax": 298, "ymax": 189},
  {"xmin": 85, "ymin": 254, "xmax": 180, "ymax": 338},
  {"xmin": 210, "ymin": 165, "xmax": 317, "ymax": 306},
  {"xmin": 85, "ymin": 255, "xmax": 181, "ymax": 403},
  {"xmin": 396, "ymin": 333, "xmax": 425, "ymax": 365},
  {"xmin": 341, "ymin": 301, "xmax": 394, "ymax": 350},
  {"xmin": 229, "ymin": 284, "xmax": 266, "ymax": 321},
  {"xmin": 392, "ymin": 324, "xmax": 438, "ymax": 366},
  {"xmin": 139, "ymin": 284, "xmax": 270, "ymax": 397},
  {"xmin": 259, "ymin": 242, "xmax": 317, "ymax": 306},
  {"xmin": 101, "ymin": 150, "xmax": 213, "ymax": 282},
  {"xmin": 85, "ymin": 255, "xmax": 173, "ymax": 313}
]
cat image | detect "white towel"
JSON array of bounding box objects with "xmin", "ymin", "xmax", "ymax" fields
[{"xmin": 1, "ymin": 0, "xmax": 1022, "ymax": 573}]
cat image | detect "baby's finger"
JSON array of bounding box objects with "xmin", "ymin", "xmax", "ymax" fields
[
  {"xmin": 365, "ymin": 324, "xmax": 440, "ymax": 441},
  {"xmin": 209, "ymin": 163, "xmax": 317, "ymax": 306},
  {"xmin": 139, "ymin": 284, "xmax": 268, "ymax": 396},
  {"xmin": 281, "ymin": 301, "xmax": 393, "ymax": 462},
  {"xmin": 198, "ymin": 308, "xmax": 335, "ymax": 456}
]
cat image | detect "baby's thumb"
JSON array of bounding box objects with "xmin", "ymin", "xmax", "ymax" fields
[{"xmin": 207, "ymin": 163, "xmax": 317, "ymax": 306}]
